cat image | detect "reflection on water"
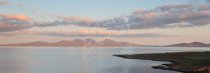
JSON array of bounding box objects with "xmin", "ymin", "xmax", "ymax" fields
[{"xmin": 0, "ymin": 47, "xmax": 210, "ymax": 73}]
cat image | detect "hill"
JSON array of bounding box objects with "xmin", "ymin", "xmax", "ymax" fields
[
  {"xmin": 0, "ymin": 38, "xmax": 142, "ymax": 47},
  {"xmin": 166, "ymin": 42, "xmax": 210, "ymax": 47}
]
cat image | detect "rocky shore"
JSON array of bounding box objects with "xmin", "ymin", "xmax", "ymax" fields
[{"xmin": 114, "ymin": 51, "xmax": 210, "ymax": 73}]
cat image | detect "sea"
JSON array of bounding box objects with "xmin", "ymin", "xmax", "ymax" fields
[{"xmin": 0, "ymin": 47, "xmax": 210, "ymax": 73}]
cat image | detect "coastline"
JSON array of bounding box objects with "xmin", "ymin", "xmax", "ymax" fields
[{"xmin": 114, "ymin": 51, "xmax": 210, "ymax": 73}]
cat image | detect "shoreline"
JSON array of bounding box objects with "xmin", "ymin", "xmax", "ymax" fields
[{"xmin": 114, "ymin": 51, "xmax": 210, "ymax": 73}]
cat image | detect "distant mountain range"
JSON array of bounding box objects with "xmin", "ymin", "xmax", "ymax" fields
[
  {"xmin": 0, "ymin": 38, "xmax": 141, "ymax": 47},
  {"xmin": 1, "ymin": 39, "xmax": 210, "ymax": 47},
  {"xmin": 166, "ymin": 42, "xmax": 210, "ymax": 47}
]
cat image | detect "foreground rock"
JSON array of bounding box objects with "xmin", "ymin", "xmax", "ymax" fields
[{"xmin": 114, "ymin": 51, "xmax": 210, "ymax": 73}]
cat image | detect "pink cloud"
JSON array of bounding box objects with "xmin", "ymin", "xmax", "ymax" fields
[
  {"xmin": 0, "ymin": 14, "xmax": 30, "ymax": 21},
  {"xmin": 199, "ymin": 4, "xmax": 210, "ymax": 10},
  {"xmin": 0, "ymin": 1, "xmax": 9, "ymax": 5},
  {"xmin": 78, "ymin": 29, "xmax": 119, "ymax": 35},
  {"xmin": 0, "ymin": 14, "xmax": 32, "ymax": 32},
  {"xmin": 58, "ymin": 16, "xmax": 95, "ymax": 23}
]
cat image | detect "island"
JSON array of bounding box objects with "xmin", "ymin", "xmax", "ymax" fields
[
  {"xmin": 0, "ymin": 38, "xmax": 142, "ymax": 47},
  {"xmin": 114, "ymin": 51, "xmax": 210, "ymax": 73},
  {"xmin": 166, "ymin": 42, "xmax": 210, "ymax": 47}
]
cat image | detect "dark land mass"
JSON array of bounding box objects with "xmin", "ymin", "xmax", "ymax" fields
[
  {"xmin": 166, "ymin": 42, "xmax": 210, "ymax": 47},
  {"xmin": 0, "ymin": 38, "xmax": 142, "ymax": 47},
  {"xmin": 114, "ymin": 51, "xmax": 210, "ymax": 73}
]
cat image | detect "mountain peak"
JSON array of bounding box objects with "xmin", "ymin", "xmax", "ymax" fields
[
  {"xmin": 102, "ymin": 39, "xmax": 116, "ymax": 42},
  {"xmin": 191, "ymin": 42, "xmax": 204, "ymax": 44}
]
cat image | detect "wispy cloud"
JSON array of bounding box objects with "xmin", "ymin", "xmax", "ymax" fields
[
  {"xmin": 69, "ymin": 4, "xmax": 210, "ymax": 30},
  {"xmin": 0, "ymin": 14, "xmax": 69, "ymax": 32},
  {"xmin": 57, "ymin": 16, "xmax": 95, "ymax": 23},
  {"xmin": 0, "ymin": 14, "xmax": 31, "ymax": 21},
  {"xmin": 0, "ymin": 28, "xmax": 179, "ymax": 38},
  {"xmin": 0, "ymin": 14, "xmax": 32, "ymax": 32},
  {"xmin": 0, "ymin": 3, "xmax": 210, "ymax": 32},
  {"xmin": 46, "ymin": 32, "xmax": 179, "ymax": 38},
  {"xmin": 0, "ymin": 1, "xmax": 9, "ymax": 5}
]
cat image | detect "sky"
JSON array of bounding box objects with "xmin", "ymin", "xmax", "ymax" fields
[{"xmin": 0, "ymin": 0, "xmax": 210, "ymax": 45}]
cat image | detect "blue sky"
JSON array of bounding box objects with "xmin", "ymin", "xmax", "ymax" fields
[
  {"xmin": 0, "ymin": 0, "xmax": 210, "ymax": 45},
  {"xmin": 3, "ymin": 0, "xmax": 190, "ymax": 19}
]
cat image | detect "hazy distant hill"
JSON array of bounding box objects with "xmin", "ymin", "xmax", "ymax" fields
[
  {"xmin": 166, "ymin": 42, "xmax": 210, "ymax": 47},
  {"xmin": 0, "ymin": 38, "xmax": 142, "ymax": 47}
]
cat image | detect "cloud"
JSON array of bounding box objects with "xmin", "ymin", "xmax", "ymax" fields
[
  {"xmin": 1, "ymin": 28, "xmax": 179, "ymax": 38},
  {"xmin": 58, "ymin": 16, "xmax": 95, "ymax": 23},
  {"xmin": 1, "ymin": 4, "xmax": 210, "ymax": 32},
  {"xmin": 78, "ymin": 29, "xmax": 118, "ymax": 35},
  {"xmin": 46, "ymin": 32, "xmax": 178, "ymax": 38},
  {"xmin": 64, "ymin": 4, "xmax": 210, "ymax": 30},
  {"xmin": 17, "ymin": 4, "xmax": 25, "ymax": 7},
  {"xmin": 0, "ymin": 1, "xmax": 26, "ymax": 7},
  {"xmin": 0, "ymin": 22, "xmax": 31, "ymax": 32},
  {"xmin": 0, "ymin": 14, "xmax": 73, "ymax": 32},
  {"xmin": 0, "ymin": 14, "xmax": 32, "ymax": 32},
  {"xmin": 1, "ymin": 29, "xmax": 121, "ymax": 36},
  {"xmin": 0, "ymin": 14, "xmax": 31, "ymax": 21},
  {"xmin": 0, "ymin": 1, "xmax": 9, "ymax": 5},
  {"xmin": 54, "ymin": 16, "xmax": 96, "ymax": 27},
  {"xmin": 206, "ymin": 0, "xmax": 210, "ymax": 2}
]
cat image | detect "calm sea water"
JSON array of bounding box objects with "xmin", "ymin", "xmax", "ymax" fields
[{"xmin": 0, "ymin": 47, "xmax": 210, "ymax": 73}]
